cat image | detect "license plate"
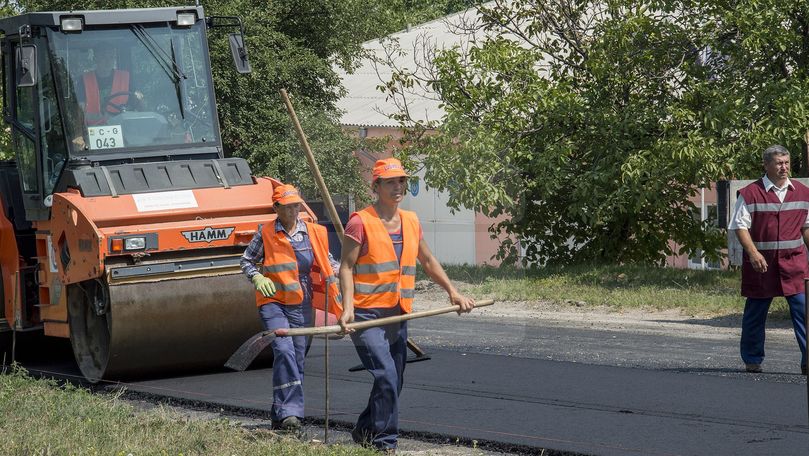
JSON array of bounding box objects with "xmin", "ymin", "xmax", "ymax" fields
[{"xmin": 88, "ymin": 125, "xmax": 124, "ymax": 150}]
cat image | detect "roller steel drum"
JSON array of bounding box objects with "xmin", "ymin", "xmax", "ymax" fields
[{"xmin": 68, "ymin": 271, "xmax": 263, "ymax": 382}]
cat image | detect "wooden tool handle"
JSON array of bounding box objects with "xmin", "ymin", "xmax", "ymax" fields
[
  {"xmin": 279, "ymin": 88, "xmax": 345, "ymax": 239},
  {"xmin": 275, "ymin": 299, "xmax": 495, "ymax": 337}
]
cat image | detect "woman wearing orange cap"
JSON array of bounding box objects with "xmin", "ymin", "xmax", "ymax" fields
[
  {"xmin": 338, "ymin": 158, "xmax": 475, "ymax": 451},
  {"xmin": 240, "ymin": 183, "xmax": 341, "ymax": 432}
]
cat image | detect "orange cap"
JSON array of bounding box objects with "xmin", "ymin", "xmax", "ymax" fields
[
  {"xmin": 372, "ymin": 158, "xmax": 409, "ymax": 181},
  {"xmin": 272, "ymin": 184, "xmax": 304, "ymax": 205}
]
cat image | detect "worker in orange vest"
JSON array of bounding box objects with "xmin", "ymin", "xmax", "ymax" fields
[
  {"xmin": 338, "ymin": 158, "xmax": 475, "ymax": 451},
  {"xmin": 80, "ymin": 46, "xmax": 144, "ymax": 125},
  {"xmin": 72, "ymin": 46, "xmax": 145, "ymax": 150},
  {"xmin": 240, "ymin": 183, "xmax": 341, "ymax": 432}
]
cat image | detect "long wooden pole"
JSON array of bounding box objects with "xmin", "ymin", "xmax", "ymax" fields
[
  {"xmin": 279, "ymin": 88, "xmax": 345, "ymax": 240},
  {"xmin": 275, "ymin": 299, "xmax": 494, "ymax": 337},
  {"xmin": 280, "ymin": 88, "xmax": 344, "ymax": 443}
]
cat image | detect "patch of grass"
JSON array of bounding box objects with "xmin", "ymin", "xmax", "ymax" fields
[
  {"xmin": 0, "ymin": 366, "xmax": 374, "ymax": 456},
  {"xmin": 423, "ymin": 263, "xmax": 755, "ymax": 317}
]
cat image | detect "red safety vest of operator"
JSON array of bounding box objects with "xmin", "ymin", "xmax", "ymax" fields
[{"xmin": 83, "ymin": 70, "xmax": 130, "ymax": 125}]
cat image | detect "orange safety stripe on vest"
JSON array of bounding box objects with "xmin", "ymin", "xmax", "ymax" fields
[
  {"xmin": 83, "ymin": 70, "xmax": 130, "ymax": 124},
  {"xmin": 255, "ymin": 221, "xmax": 342, "ymax": 316},
  {"xmin": 352, "ymin": 206, "xmax": 419, "ymax": 313},
  {"xmin": 307, "ymin": 223, "xmax": 343, "ymax": 317}
]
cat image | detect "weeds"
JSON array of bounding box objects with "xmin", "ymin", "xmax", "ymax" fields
[
  {"xmin": 0, "ymin": 365, "xmax": 374, "ymax": 455},
  {"xmin": 424, "ymin": 263, "xmax": 748, "ymax": 317}
]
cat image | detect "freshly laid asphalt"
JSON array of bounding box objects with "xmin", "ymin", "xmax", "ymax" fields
[
  {"xmin": 8, "ymin": 309, "xmax": 809, "ymax": 455},
  {"xmin": 120, "ymin": 319, "xmax": 809, "ymax": 456}
]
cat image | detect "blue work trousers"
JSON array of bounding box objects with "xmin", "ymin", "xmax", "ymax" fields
[
  {"xmin": 741, "ymin": 294, "xmax": 807, "ymax": 367},
  {"xmin": 259, "ymin": 297, "xmax": 312, "ymax": 421},
  {"xmin": 350, "ymin": 306, "xmax": 408, "ymax": 450}
]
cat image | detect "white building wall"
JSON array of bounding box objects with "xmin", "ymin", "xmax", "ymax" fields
[{"xmin": 399, "ymin": 169, "xmax": 476, "ymax": 265}]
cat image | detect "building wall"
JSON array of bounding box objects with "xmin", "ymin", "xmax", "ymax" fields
[{"xmin": 664, "ymin": 184, "xmax": 728, "ymax": 269}]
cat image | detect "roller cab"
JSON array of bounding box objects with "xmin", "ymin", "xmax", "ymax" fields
[{"xmin": 0, "ymin": 7, "xmax": 302, "ymax": 381}]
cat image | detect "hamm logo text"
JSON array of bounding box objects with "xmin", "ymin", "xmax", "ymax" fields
[{"xmin": 182, "ymin": 227, "xmax": 235, "ymax": 243}]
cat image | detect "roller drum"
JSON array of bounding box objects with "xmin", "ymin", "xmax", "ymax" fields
[{"xmin": 68, "ymin": 272, "xmax": 263, "ymax": 382}]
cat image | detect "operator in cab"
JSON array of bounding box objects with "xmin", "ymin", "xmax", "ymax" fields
[
  {"xmin": 72, "ymin": 46, "xmax": 144, "ymax": 149},
  {"xmin": 239, "ymin": 183, "xmax": 342, "ymax": 432}
]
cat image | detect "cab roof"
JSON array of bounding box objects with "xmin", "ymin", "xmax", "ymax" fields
[{"xmin": 0, "ymin": 6, "xmax": 204, "ymax": 34}]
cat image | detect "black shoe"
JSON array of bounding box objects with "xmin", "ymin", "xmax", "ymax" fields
[
  {"xmin": 351, "ymin": 427, "xmax": 396, "ymax": 453},
  {"xmin": 272, "ymin": 416, "xmax": 301, "ymax": 432},
  {"xmin": 745, "ymin": 363, "xmax": 762, "ymax": 373},
  {"xmin": 802, "ymin": 365, "xmax": 807, "ymax": 375},
  {"xmin": 351, "ymin": 427, "xmax": 370, "ymax": 446}
]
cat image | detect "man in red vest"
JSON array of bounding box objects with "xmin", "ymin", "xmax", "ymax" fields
[{"xmin": 730, "ymin": 144, "xmax": 808, "ymax": 375}]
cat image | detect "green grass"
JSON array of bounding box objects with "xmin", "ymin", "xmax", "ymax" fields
[
  {"xmin": 0, "ymin": 366, "xmax": 375, "ymax": 456},
  {"xmin": 423, "ymin": 263, "xmax": 796, "ymax": 318}
]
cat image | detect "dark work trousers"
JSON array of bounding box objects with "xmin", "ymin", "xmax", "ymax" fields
[
  {"xmin": 741, "ymin": 294, "xmax": 807, "ymax": 368},
  {"xmin": 350, "ymin": 306, "xmax": 408, "ymax": 450},
  {"xmin": 258, "ymin": 228, "xmax": 314, "ymax": 421}
]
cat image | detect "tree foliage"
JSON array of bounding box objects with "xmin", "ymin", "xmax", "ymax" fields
[{"xmin": 383, "ymin": 0, "xmax": 809, "ymax": 265}]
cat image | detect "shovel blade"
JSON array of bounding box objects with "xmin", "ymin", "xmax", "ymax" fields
[{"xmin": 224, "ymin": 331, "xmax": 276, "ymax": 372}]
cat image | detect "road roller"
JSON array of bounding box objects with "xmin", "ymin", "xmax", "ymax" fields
[{"xmin": 0, "ymin": 6, "xmax": 330, "ymax": 382}]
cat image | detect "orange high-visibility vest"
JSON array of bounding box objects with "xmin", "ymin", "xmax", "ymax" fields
[
  {"xmin": 352, "ymin": 206, "xmax": 419, "ymax": 313},
  {"xmin": 256, "ymin": 221, "xmax": 342, "ymax": 316},
  {"xmin": 83, "ymin": 70, "xmax": 130, "ymax": 124}
]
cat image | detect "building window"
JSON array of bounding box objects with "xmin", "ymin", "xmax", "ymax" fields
[{"xmin": 688, "ymin": 202, "xmax": 720, "ymax": 269}]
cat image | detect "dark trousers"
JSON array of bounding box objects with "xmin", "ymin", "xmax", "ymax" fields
[
  {"xmin": 350, "ymin": 306, "xmax": 408, "ymax": 450},
  {"xmin": 741, "ymin": 294, "xmax": 807, "ymax": 367},
  {"xmin": 259, "ymin": 300, "xmax": 311, "ymax": 421}
]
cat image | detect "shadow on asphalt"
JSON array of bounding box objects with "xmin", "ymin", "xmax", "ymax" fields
[
  {"xmin": 653, "ymin": 311, "xmax": 801, "ymax": 330},
  {"xmin": 659, "ymin": 366, "xmax": 808, "ymax": 377}
]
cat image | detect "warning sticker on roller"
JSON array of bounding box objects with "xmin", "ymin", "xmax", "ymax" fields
[{"xmin": 133, "ymin": 190, "xmax": 198, "ymax": 212}]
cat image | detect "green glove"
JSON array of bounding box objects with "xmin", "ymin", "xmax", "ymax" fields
[{"xmin": 251, "ymin": 275, "xmax": 277, "ymax": 298}]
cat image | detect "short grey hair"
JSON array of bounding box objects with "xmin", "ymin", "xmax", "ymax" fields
[{"xmin": 763, "ymin": 145, "xmax": 790, "ymax": 163}]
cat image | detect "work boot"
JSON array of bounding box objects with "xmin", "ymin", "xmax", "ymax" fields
[
  {"xmin": 272, "ymin": 416, "xmax": 301, "ymax": 432},
  {"xmin": 745, "ymin": 363, "xmax": 762, "ymax": 373}
]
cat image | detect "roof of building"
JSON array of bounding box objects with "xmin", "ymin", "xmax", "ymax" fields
[{"xmin": 336, "ymin": 7, "xmax": 484, "ymax": 128}]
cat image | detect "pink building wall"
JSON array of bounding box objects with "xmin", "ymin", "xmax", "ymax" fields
[{"xmin": 664, "ymin": 184, "xmax": 728, "ymax": 269}]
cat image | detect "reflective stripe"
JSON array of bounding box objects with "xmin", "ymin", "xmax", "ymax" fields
[
  {"xmin": 262, "ymin": 262, "xmax": 297, "ymax": 273},
  {"xmin": 746, "ymin": 201, "xmax": 809, "ymax": 212},
  {"xmin": 782, "ymin": 201, "xmax": 809, "ymax": 211},
  {"xmin": 354, "ymin": 261, "xmax": 399, "ymax": 274},
  {"xmin": 325, "ymin": 275, "xmax": 338, "ymax": 285},
  {"xmin": 273, "ymin": 380, "xmax": 302, "ymax": 391},
  {"xmin": 401, "ymin": 266, "xmax": 417, "ymax": 276},
  {"xmin": 275, "ymin": 282, "xmax": 302, "ymax": 291},
  {"xmin": 355, "ymin": 282, "xmax": 398, "ymax": 294},
  {"xmin": 753, "ymin": 239, "xmax": 804, "ymax": 250},
  {"xmin": 400, "ymin": 288, "xmax": 415, "ymax": 299}
]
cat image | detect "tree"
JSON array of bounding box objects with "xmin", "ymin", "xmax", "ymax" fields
[
  {"xmin": 381, "ymin": 0, "xmax": 742, "ymax": 265},
  {"xmin": 692, "ymin": 0, "xmax": 809, "ymax": 178}
]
